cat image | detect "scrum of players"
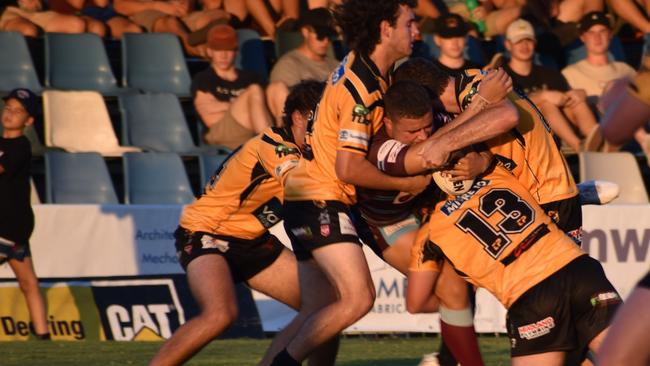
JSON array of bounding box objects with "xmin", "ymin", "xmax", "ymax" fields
[{"xmin": 149, "ymin": 1, "xmax": 627, "ymax": 366}]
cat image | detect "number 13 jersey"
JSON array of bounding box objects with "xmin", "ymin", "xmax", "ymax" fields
[{"xmin": 425, "ymin": 164, "xmax": 584, "ymax": 308}]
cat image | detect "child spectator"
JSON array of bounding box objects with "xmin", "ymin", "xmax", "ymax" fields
[
  {"xmin": 0, "ymin": 88, "xmax": 50, "ymax": 340},
  {"xmin": 192, "ymin": 24, "xmax": 272, "ymax": 149}
]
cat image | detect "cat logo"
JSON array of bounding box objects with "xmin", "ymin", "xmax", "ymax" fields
[{"xmin": 92, "ymin": 279, "xmax": 185, "ymax": 341}]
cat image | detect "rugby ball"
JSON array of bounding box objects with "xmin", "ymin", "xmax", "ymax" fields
[{"xmin": 432, "ymin": 171, "xmax": 475, "ymax": 196}]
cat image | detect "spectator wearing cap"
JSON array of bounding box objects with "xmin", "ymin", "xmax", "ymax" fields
[
  {"xmin": 561, "ymin": 12, "xmax": 650, "ymax": 155},
  {"xmin": 0, "ymin": 88, "xmax": 50, "ymax": 341},
  {"xmin": 266, "ymin": 7, "xmax": 338, "ymax": 125},
  {"xmin": 503, "ymin": 19, "xmax": 603, "ymax": 153},
  {"xmin": 192, "ymin": 24, "xmax": 273, "ymax": 150},
  {"xmin": 431, "ymin": 13, "xmax": 482, "ymax": 78}
]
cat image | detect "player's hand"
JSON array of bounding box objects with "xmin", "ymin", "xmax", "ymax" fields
[
  {"xmin": 417, "ymin": 139, "xmax": 451, "ymax": 170},
  {"xmin": 402, "ymin": 174, "xmax": 431, "ymax": 196},
  {"xmin": 442, "ymin": 151, "xmax": 491, "ymax": 181},
  {"xmin": 478, "ymin": 68, "xmax": 512, "ymax": 103}
]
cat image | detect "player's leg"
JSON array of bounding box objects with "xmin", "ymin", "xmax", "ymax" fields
[
  {"xmin": 512, "ymin": 352, "xmax": 565, "ymax": 366},
  {"xmin": 9, "ymin": 255, "xmax": 48, "ymax": 337},
  {"xmin": 251, "ymin": 248, "xmax": 338, "ymax": 366},
  {"xmin": 149, "ymin": 254, "xmax": 238, "ymax": 366},
  {"xmin": 273, "ymin": 243, "xmax": 375, "ymax": 364}
]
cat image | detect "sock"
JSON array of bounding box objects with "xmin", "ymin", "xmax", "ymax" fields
[
  {"xmin": 36, "ymin": 333, "xmax": 51, "ymax": 340},
  {"xmin": 270, "ymin": 348, "xmax": 301, "ymax": 366},
  {"xmin": 439, "ymin": 305, "xmax": 484, "ymax": 366}
]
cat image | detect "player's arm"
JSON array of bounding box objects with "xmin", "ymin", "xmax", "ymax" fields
[
  {"xmin": 401, "ymin": 102, "xmax": 518, "ymax": 174},
  {"xmin": 256, "ymin": 130, "xmax": 301, "ymax": 186},
  {"xmin": 336, "ymin": 151, "xmax": 429, "ymax": 194}
]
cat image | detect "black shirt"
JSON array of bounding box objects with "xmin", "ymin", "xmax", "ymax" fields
[
  {"xmin": 503, "ymin": 63, "xmax": 570, "ymax": 95},
  {"xmin": 0, "ymin": 135, "xmax": 34, "ymax": 243},
  {"xmin": 433, "ymin": 58, "xmax": 482, "ymax": 78},
  {"xmin": 191, "ymin": 67, "xmax": 262, "ymax": 102}
]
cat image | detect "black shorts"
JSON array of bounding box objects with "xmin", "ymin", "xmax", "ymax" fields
[
  {"xmin": 174, "ymin": 226, "xmax": 284, "ymax": 283},
  {"xmin": 541, "ymin": 195, "xmax": 582, "ymax": 245},
  {"xmin": 352, "ymin": 206, "xmax": 421, "ymax": 260},
  {"xmin": 506, "ymin": 255, "xmax": 621, "ymax": 358},
  {"xmin": 283, "ymin": 200, "xmax": 362, "ymax": 261},
  {"xmin": 0, "ymin": 235, "xmax": 31, "ymax": 265}
]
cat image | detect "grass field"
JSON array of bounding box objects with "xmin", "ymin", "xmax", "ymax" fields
[{"xmin": 0, "ymin": 335, "xmax": 511, "ymax": 365}]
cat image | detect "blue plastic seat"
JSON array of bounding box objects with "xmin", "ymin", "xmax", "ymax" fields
[
  {"xmin": 44, "ymin": 33, "xmax": 123, "ymax": 96},
  {"xmin": 0, "ymin": 32, "xmax": 43, "ymax": 93},
  {"xmin": 121, "ymin": 33, "xmax": 192, "ymax": 97},
  {"xmin": 236, "ymin": 29, "xmax": 269, "ymax": 81},
  {"xmin": 119, "ymin": 93, "xmax": 199, "ymax": 153},
  {"xmin": 44, "ymin": 151, "xmax": 118, "ymax": 203},
  {"xmin": 199, "ymin": 153, "xmax": 229, "ymax": 185},
  {"xmin": 123, "ymin": 152, "xmax": 195, "ymax": 204}
]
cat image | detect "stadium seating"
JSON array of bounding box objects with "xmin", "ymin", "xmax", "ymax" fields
[
  {"xmin": 199, "ymin": 153, "xmax": 229, "ymax": 185},
  {"xmin": 44, "ymin": 33, "xmax": 123, "ymax": 96},
  {"xmin": 0, "ymin": 31, "xmax": 43, "ymax": 93},
  {"xmin": 43, "ymin": 90, "xmax": 140, "ymax": 156},
  {"xmin": 119, "ymin": 92, "xmax": 200, "ymax": 153},
  {"xmin": 579, "ymin": 152, "xmax": 650, "ymax": 204},
  {"xmin": 236, "ymin": 29, "xmax": 269, "ymax": 81},
  {"xmin": 121, "ymin": 33, "xmax": 192, "ymax": 97},
  {"xmin": 122, "ymin": 152, "xmax": 195, "ymax": 204},
  {"xmin": 44, "ymin": 151, "xmax": 119, "ymax": 204}
]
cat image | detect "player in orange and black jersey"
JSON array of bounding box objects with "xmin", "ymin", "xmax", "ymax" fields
[
  {"xmin": 393, "ymin": 58, "xmax": 584, "ymax": 245},
  {"xmin": 408, "ymin": 162, "xmax": 621, "ymax": 365},
  {"xmin": 150, "ymin": 81, "xmax": 340, "ymax": 366}
]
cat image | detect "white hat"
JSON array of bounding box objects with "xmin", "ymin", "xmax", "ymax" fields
[{"xmin": 506, "ymin": 19, "xmax": 535, "ymax": 43}]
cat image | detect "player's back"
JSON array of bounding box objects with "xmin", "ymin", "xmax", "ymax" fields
[
  {"xmin": 284, "ymin": 52, "xmax": 388, "ymax": 205},
  {"xmin": 427, "ymin": 164, "xmax": 584, "ymax": 308},
  {"xmin": 456, "ymin": 70, "xmax": 578, "ymax": 205},
  {"xmin": 181, "ymin": 127, "xmax": 300, "ymax": 239}
]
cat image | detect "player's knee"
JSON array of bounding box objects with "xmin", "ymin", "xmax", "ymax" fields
[
  {"xmin": 200, "ymin": 302, "xmax": 238, "ymax": 330},
  {"xmin": 16, "ymin": 275, "xmax": 39, "ymax": 293},
  {"xmin": 340, "ymin": 286, "xmax": 375, "ymax": 320}
]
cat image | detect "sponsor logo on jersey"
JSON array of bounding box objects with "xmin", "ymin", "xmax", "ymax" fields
[
  {"xmin": 590, "ymin": 291, "xmax": 621, "ymax": 307},
  {"xmin": 440, "ymin": 179, "xmax": 490, "ymax": 216},
  {"xmin": 517, "ymin": 316, "xmax": 555, "ymax": 340},
  {"xmin": 351, "ymin": 104, "xmax": 370, "ymax": 125},
  {"xmin": 339, "ymin": 129, "xmax": 369, "ymax": 146},
  {"xmin": 253, "ymin": 197, "xmax": 283, "ymax": 228},
  {"xmin": 274, "ymin": 144, "xmax": 299, "ymax": 157},
  {"xmin": 92, "ymin": 279, "xmax": 185, "ymax": 341},
  {"xmin": 331, "ymin": 56, "xmax": 347, "ymax": 85},
  {"xmin": 291, "ymin": 226, "xmax": 313, "ymax": 239}
]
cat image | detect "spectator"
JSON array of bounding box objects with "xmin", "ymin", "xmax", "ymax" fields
[
  {"xmin": 504, "ymin": 19, "xmax": 604, "ymax": 152},
  {"xmin": 113, "ymin": 0, "xmax": 230, "ymax": 56},
  {"xmin": 607, "ymin": 0, "xmax": 650, "ymax": 35},
  {"xmin": 562, "ymin": 11, "xmax": 650, "ymax": 153},
  {"xmin": 431, "ymin": 13, "xmax": 482, "ymax": 77},
  {"xmin": 223, "ymin": 0, "xmax": 299, "ymax": 39},
  {"xmin": 46, "ymin": 0, "xmax": 143, "ymax": 39},
  {"xmin": 0, "ymin": 0, "xmax": 86, "ymax": 37},
  {"xmin": 192, "ymin": 24, "xmax": 272, "ymax": 150},
  {"xmin": 266, "ymin": 7, "xmax": 339, "ymax": 125},
  {"xmin": 0, "ymin": 89, "xmax": 50, "ymax": 341},
  {"xmin": 444, "ymin": 0, "xmax": 523, "ymax": 38}
]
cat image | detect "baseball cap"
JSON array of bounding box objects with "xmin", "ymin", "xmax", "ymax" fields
[
  {"xmin": 2, "ymin": 88, "xmax": 39, "ymax": 117},
  {"xmin": 506, "ymin": 19, "xmax": 535, "ymax": 43},
  {"xmin": 207, "ymin": 24, "xmax": 238, "ymax": 51},
  {"xmin": 434, "ymin": 13, "xmax": 468, "ymax": 38},
  {"xmin": 297, "ymin": 7, "xmax": 337, "ymax": 39},
  {"xmin": 578, "ymin": 11, "xmax": 612, "ymax": 33}
]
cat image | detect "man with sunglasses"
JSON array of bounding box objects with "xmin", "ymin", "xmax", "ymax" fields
[{"xmin": 266, "ymin": 7, "xmax": 339, "ymax": 125}]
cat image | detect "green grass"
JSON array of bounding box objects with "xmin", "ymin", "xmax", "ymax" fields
[{"xmin": 0, "ymin": 336, "xmax": 511, "ymax": 365}]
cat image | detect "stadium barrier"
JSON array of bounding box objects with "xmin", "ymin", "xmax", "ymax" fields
[{"xmin": 0, "ymin": 204, "xmax": 648, "ymax": 340}]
